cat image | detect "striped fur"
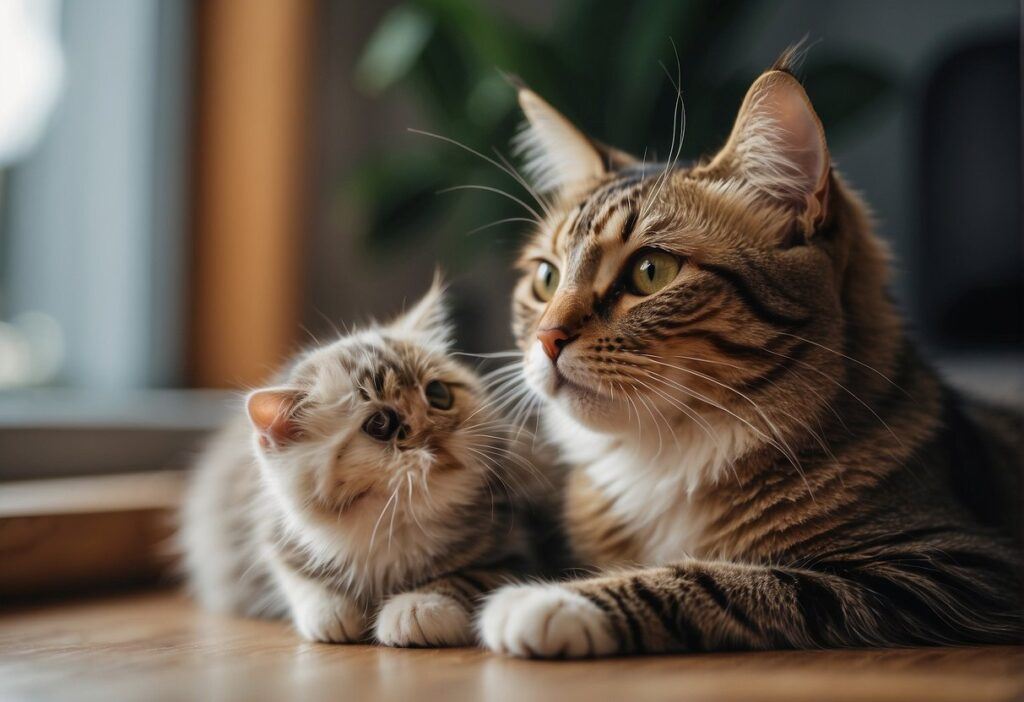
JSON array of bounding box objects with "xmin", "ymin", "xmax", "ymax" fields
[
  {"xmin": 181, "ymin": 283, "xmax": 541, "ymax": 646},
  {"xmin": 482, "ymin": 59, "xmax": 1023, "ymax": 657}
]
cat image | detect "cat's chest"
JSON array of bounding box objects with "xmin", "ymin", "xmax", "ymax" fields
[
  {"xmin": 552, "ymin": 415, "xmax": 753, "ymax": 567},
  {"xmin": 565, "ymin": 453, "xmax": 713, "ymax": 566}
]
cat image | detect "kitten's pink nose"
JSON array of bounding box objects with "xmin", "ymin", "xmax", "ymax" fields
[{"xmin": 537, "ymin": 327, "xmax": 577, "ymax": 362}]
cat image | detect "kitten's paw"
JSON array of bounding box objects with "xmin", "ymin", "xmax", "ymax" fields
[
  {"xmin": 374, "ymin": 592, "xmax": 473, "ymax": 647},
  {"xmin": 291, "ymin": 593, "xmax": 366, "ymax": 643},
  {"xmin": 479, "ymin": 584, "xmax": 617, "ymax": 658}
]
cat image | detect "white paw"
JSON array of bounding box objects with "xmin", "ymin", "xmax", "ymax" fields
[
  {"xmin": 291, "ymin": 593, "xmax": 366, "ymax": 643},
  {"xmin": 374, "ymin": 592, "xmax": 473, "ymax": 647},
  {"xmin": 479, "ymin": 585, "xmax": 617, "ymax": 658}
]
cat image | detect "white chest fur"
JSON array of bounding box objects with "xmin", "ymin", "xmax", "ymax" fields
[{"xmin": 545, "ymin": 405, "xmax": 755, "ymax": 565}]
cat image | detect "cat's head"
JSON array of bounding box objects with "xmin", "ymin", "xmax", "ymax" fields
[
  {"xmin": 246, "ymin": 279, "xmax": 499, "ymax": 526},
  {"xmin": 511, "ymin": 56, "xmax": 893, "ymax": 439}
]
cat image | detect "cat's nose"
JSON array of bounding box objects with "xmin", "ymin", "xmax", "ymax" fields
[{"xmin": 537, "ymin": 327, "xmax": 578, "ymax": 362}]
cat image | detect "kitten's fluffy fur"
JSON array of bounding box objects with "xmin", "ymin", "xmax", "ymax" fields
[{"xmin": 181, "ymin": 283, "xmax": 536, "ymax": 646}]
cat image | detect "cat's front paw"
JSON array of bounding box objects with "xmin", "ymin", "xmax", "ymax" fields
[
  {"xmin": 479, "ymin": 584, "xmax": 617, "ymax": 658},
  {"xmin": 374, "ymin": 592, "xmax": 473, "ymax": 647},
  {"xmin": 291, "ymin": 593, "xmax": 366, "ymax": 643}
]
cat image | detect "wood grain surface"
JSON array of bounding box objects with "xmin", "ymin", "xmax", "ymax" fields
[
  {"xmin": 0, "ymin": 473, "xmax": 184, "ymax": 597},
  {"xmin": 1, "ymin": 591, "xmax": 1020, "ymax": 702}
]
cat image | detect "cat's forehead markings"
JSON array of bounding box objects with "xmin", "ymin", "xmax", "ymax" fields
[
  {"xmin": 554, "ymin": 176, "xmax": 650, "ymax": 292},
  {"xmin": 594, "ymin": 181, "xmax": 646, "ymax": 240},
  {"xmin": 591, "ymin": 208, "xmax": 636, "ymax": 292},
  {"xmin": 564, "ymin": 175, "xmax": 647, "ymax": 246},
  {"xmin": 550, "ymin": 209, "xmax": 578, "ymax": 255}
]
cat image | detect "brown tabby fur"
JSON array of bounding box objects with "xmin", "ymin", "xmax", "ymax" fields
[{"xmin": 506, "ymin": 52, "xmax": 1022, "ymax": 653}]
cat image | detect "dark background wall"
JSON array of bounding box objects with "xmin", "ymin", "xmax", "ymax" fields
[{"xmin": 303, "ymin": 0, "xmax": 1019, "ymax": 391}]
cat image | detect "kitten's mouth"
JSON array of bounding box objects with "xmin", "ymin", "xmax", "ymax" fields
[{"xmin": 336, "ymin": 487, "xmax": 372, "ymax": 512}]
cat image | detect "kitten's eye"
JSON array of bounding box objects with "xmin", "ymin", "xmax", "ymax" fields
[
  {"xmin": 362, "ymin": 408, "xmax": 400, "ymax": 441},
  {"xmin": 628, "ymin": 249, "xmax": 680, "ymax": 296},
  {"xmin": 532, "ymin": 261, "xmax": 560, "ymax": 302},
  {"xmin": 424, "ymin": 380, "xmax": 453, "ymax": 410}
]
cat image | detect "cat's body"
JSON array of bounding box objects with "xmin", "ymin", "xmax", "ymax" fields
[
  {"xmin": 181, "ymin": 284, "xmax": 541, "ymax": 646},
  {"xmin": 479, "ymin": 54, "xmax": 1023, "ymax": 657}
]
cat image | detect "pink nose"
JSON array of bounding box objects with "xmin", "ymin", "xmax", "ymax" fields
[{"xmin": 537, "ymin": 327, "xmax": 576, "ymax": 362}]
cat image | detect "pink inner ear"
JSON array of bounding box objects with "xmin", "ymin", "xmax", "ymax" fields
[
  {"xmin": 764, "ymin": 81, "xmax": 830, "ymax": 228},
  {"xmin": 247, "ymin": 390, "xmax": 302, "ymax": 447},
  {"xmin": 726, "ymin": 72, "xmax": 831, "ymax": 228},
  {"xmin": 767, "ymin": 85, "xmax": 826, "ymax": 187}
]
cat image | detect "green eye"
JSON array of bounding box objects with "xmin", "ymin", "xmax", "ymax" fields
[
  {"xmin": 629, "ymin": 250, "xmax": 680, "ymax": 296},
  {"xmin": 532, "ymin": 261, "xmax": 560, "ymax": 302},
  {"xmin": 424, "ymin": 380, "xmax": 453, "ymax": 410}
]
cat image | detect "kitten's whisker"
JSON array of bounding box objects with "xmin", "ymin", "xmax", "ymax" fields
[
  {"xmin": 481, "ymin": 445, "xmax": 547, "ymax": 486},
  {"xmin": 504, "ymin": 386, "xmax": 541, "ymax": 442},
  {"xmin": 405, "ymin": 473, "xmax": 429, "ymax": 534},
  {"xmin": 486, "ymin": 384, "xmax": 535, "ymax": 418},
  {"xmin": 417, "ymin": 470, "xmax": 436, "ymax": 510},
  {"xmin": 480, "ymin": 367, "xmax": 526, "ymax": 390},
  {"xmin": 368, "ymin": 486, "xmax": 399, "ymax": 553},
  {"xmin": 386, "ymin": 482, "xmax": 401, "ymax": 552},
  {"xmin": 453, "ymin": 350, "xmax": 523, "ymax": 359},
  {"xmin": 462, "ymin": 446, "xmax": 525, "ymax": 499}
]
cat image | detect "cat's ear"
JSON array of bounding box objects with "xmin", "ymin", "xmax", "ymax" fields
[
  {"xmin": 392, "ymin": 272, "xmax": 453, "ymax": 349},
  {"xmin": 247, "ymin": 388, "xmax": 303, "ymax": 449},
  {"xmin": 515, "ymin": 86, "xmax": 636, "ymax": 194},
  {"xmin": 712, "ymin": 69, "xmax": 831, "ymax": 233}
]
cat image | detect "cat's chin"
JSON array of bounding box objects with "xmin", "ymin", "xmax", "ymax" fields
[
  {"xmin": 554, "ymin": 393, "xmax": 628, "ymax": 433},
  {"xmin": 536, "ymin": 373, "xmax": 628, "ymax": 433},
  {"xmin": 308, "ymin": 486, "xmax": 375, "ymax": 521}
]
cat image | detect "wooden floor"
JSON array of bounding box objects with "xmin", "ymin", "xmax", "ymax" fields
[{"xmin": 1, "ymin": 591, "xmax": 1021, "ymax": 702}]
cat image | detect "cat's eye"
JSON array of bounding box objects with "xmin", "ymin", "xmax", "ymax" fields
[
  {"xmin": 532, "ymin": 261, "xmax": 560, "ymax": 302},
  {"xmin": 363, "ymin": 408, "xmax": 400, "ymax": 441},
  {"xmin": 424, "ymin": 380, "xmax": 453, "ymax": 410},
  {"xmin": 628, "ymin": 249, "xmax": 680, "ymax": 296}
]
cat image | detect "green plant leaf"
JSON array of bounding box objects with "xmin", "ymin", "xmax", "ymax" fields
[{"xmin": 355, "ymin": 5, "xmax": 434, "ymax": 94}]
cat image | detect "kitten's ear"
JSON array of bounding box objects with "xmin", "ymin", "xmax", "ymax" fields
[
  {"xmin": 392, "ymin": 272, "xmax": 453, "ymax": 349},
  {"xmin": 514, "ymin": 86, "xmax": 636, "ymax": 194},
  {"xmin": 712, "ymin": 69, "xmax": 831, "ymax": 233},
  {"xmin": 247, "ymin": 388, "xmax": 303, "ymax": 449}
]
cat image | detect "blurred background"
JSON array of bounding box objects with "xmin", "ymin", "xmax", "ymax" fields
[{"xmin": 0, "ymin": 0, "xmax": 1020, "ymax": 485}]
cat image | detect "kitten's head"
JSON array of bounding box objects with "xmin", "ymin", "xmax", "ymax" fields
[
  {"xmin": 247, "ymin": 279, "xmax": 499, "ymax": 526},
  {"xmin": 511, "ymin": 55, "xmax": 894, "ymax": 439}
]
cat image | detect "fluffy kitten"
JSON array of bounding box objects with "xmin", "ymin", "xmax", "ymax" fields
[
  {"xmin": 480, "ymin": 51, "xmax": 1022, "ymax": 656},
  {"xmin": 181, "ymin": 282, "xmax": 536, "ymax": 646}
]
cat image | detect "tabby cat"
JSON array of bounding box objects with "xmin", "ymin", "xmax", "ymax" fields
[
  {"xmin": 479, "ymin": 53, "xmax": 1023, "ymax": 657},
  {"xmin": 181, "ymin": 282, "xmax": 536, "ymax": 646}
]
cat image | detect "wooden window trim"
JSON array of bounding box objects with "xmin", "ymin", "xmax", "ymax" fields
[{"xmin": 188, "ymin": 0, "xmax": 314, "ymax": 388}]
